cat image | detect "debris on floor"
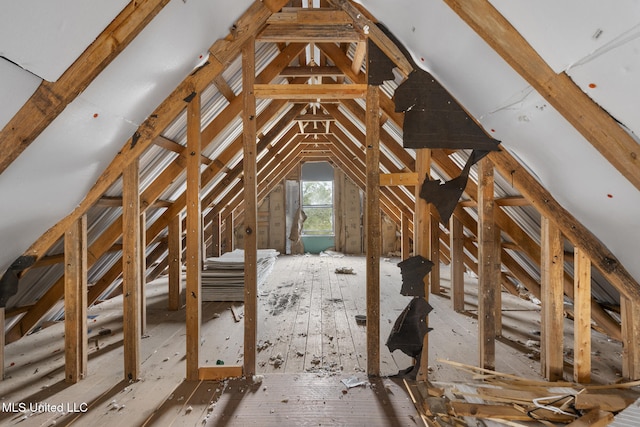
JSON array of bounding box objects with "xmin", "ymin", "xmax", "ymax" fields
[
  {"xmin": 335, "ymin": 267, "xmax": 355, "ymax": 274},
  {"xmin": 403, "ymin": 359, "xmax": 640, "ymax": 426}
]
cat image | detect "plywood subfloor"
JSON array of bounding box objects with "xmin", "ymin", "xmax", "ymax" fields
[{"xmin": 0, "ymin": 254, "xmax": 625, "ymax": 426}]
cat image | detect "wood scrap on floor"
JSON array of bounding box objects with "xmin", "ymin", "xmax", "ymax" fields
[{"xmin": 402, "ymin": 359, "xmax": 640, "ymax": 426}]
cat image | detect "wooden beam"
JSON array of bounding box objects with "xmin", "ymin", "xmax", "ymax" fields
[
  {"xmin": 566, "ymin": 409, "xmax": 613, "ymax": 427},
  {"xmin": 351, "ymin": 41, "xmax": 367, "ymax": 75},
  {"xmin": 259, "ymin": 23, "xmax": 363, "ymax": 42},
  {"xmin": 477, "ymin": 157, "xmax": 500, "ymax": 370},
  {"xmin": 254, "ymin": 83, "xmax": 367, "ymax": 99},
  {"xmin": 208, "ymin": 212, "xmax": 222, "ymax": 258},
  {"xmin": 379, "ymin": 173, "xmax": 418, "ymax": 187},
  {"xmin": 266, "ymin": 8, "xmax": 351, "ymax": 24},
  {"xmin": 443, "ymin": 0, "xmax": 640, "ymax": 192},
  {"xmin": 0, "ymin": 0, "xmax": 171, "ymax": 175},
  {"xmin": 574, "ymin": 245, "xmax": 591, "ymax": 383},
  {"xmin": 242, "ymin": 39, "xmax": 258, "ymax": 377},
  {"xmin": 621, "ymin": 296, "xmax": 640, "ymax": 380},
  {"xmin": 415, "ymin": 149, "xmax": 431, "ymax": 382},
  {"xmin": 280, "ymin": 66, "xmax": 343, "ymax": 77},
  {"xmin": 168, "ymin": 214, "xmax": 182, "ymax": 311},
  {"xmin": 64, "ymin": 215, "xmax": 88, "ymax": 383},
  {"xmin": 328, "ymin": 0, "xmax": 413, "ymax": 76},
  {"xmin": 223, "ymin": 214, "xmax": 234, "ymax": 254},
  {"xmin": 198, "ymin": 365, "xmax": 244, "ymax": 380},
  {"xmin": 185, "ymin": 91, "xmax": 202, "ymax": 381},
  {"xmin": 430, "ymin": 212, "xmax": 441, "ymax": 294},
  {"xmin": 401, "ymin": 212, "xmax": 411, "ymax": 260},
  {"xmin": 213, "ymin": 74, "xmax": 236, "ymax": 102},
  {"xmin": 450, "ymin": 212, "xmax": 465, "ymax": 312},
  {"xmin": 154, "ymin": 136, "xmax": 211, "ymax": 165},
  {"xmin": 541, "ymin": 216, "xmax": 565, "ymax": 381},
  {"xmin": 365, "ymin": 84, "xmax": 381, "ymax": 376},
  {"xmin": 122, "ymin": 159, "xmax": 141, "ymax": 381},
  {"xmin": 140, "ymin": 211, "xmax": 147, "ymax": 334}
]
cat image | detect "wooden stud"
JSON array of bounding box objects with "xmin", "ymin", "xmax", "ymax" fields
[
  {"xmin": 253, "ymin": 83, "xmax": 367, "ymax": 99},
  {"xmin": 140, "ymin": 211, "xmax": 147, "ymax": 335},
  {"xmin": 379, "ymin": 172, "xmax": 419, "ymax": 187},
  {"xmin": 450, "ymin": 212, "xmax": 465, "ymax": 312},
  {"xmin": 365, "ymin": 84, "xmax": 381, "ymax": 376},
  {"xmin": 199, "ymin": 365, "xmax": 244, "ymax": 380},
  {"xmin": 573, "ymin": 245, "xmax": 591, "ymax": 383},
  {"xmin": 430, "ymin": 211, "xmax": 441, "ymax": 294},
  {"xmin": 209, "ymin": 212, "xmax": 222, "ymax": 258},
  {"xmin": 401, "ymin": 212, "xmax": 410, "ymax": 260},
  {"xmin": 621, "ymin": 296, "xmax": 640, "ymax": 380},
  {"xmin": 122, "ymin": 159, "xmax": 141, "ymax": 381},
  {"xmin": 351, "ymin": 41, "xmax": 367, "ymax": 75},
  {"xmin": 168, "ymin": 213, "xmax": 182, "ymax": 311},
  {"xmin": 185, "ymin": 90, "xmax": 202, "ymax": 381},
  {"xmin": 415, "ymin": 149, "xmax": 431, "ymax": 382},
  {"xmin": 222, "ymin": 214, "xmax": 234, "ymax": 254},
  {"xmin": 541, "ymin": 216, "xmax": 565, "ymax": 381},
  {"xmin": 64, "ymin": 214, "xmax": 88, "ymax": 383},
  {"xmin": 242, "ymin": 38, "xmax": 258, "ymax": 377},
  {"xmin": 477, "ymin": 157, "xmax": 500, "ymax": 371}
]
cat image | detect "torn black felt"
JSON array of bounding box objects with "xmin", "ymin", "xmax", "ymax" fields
[
  {"xmin": 395, "ymin": 70, "xmax": 500, "ymax": 151},
  {"xmin": 419, "ymin": 149, "xmax": 495, "ymax": 224},
  {"xmin": 397, "ymin": 255, "xmax": 434, "ymax": 297},
  {"xmin": 0, "ymin": 255, "xmax": 36, "ymax": 307},
  {"xmin": 386, "ymin": 297, "xmax": 433, "ymax": 358},
  {"xmin": 367, "ymin": 38, "xmax": 396, "ymax": 86}
]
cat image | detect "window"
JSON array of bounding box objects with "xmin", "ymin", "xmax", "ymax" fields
[{"xmin": 302, "ymin": 180, "xmax": 333, "ymax": 235}]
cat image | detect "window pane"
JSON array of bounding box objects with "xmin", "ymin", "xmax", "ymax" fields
[
  {"xmin": 302, "ymin": 181, "xmax": 332, "ymax": 205},
  {"xmin": 303, "ymin": 207, "xmax": 333, "ymax": 235}
]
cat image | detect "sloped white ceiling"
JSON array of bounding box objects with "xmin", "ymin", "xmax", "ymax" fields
[
  {"xmin": 357, "ymin": 0, "xmax": 640, "ymax": 282},
  {"xmin": 0, "ymin": 0, "xmax": 639, "ymax": 288},
  {"xmin": 0, "ymin": 0, "xmax": 252, "ymax": 273},
  {"xmin": 0, "ymin": 0, "xmax": 130, "ymax": 82}
]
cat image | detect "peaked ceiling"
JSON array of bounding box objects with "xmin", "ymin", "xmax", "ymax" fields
[{"xmin": 1, "ymin": 0, "xmax": 639, "ymax": 341}]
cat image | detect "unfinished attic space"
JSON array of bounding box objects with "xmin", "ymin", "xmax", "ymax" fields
[{"xmin": 2, "ymin": 1, "xmax": 640, "ymax": 426}]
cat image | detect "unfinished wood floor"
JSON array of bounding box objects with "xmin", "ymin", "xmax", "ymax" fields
[{"xmin": 0, "ymin": 254, "xmax": 624, "ymax": 426}]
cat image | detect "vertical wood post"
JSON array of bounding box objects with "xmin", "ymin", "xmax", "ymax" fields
[
  {"xmin": 541, "ymin": 216, "xmax": 564, "ymax": 381},
  {"xmin": 365, "ymin": 84, "xmax": 381, "ymax": 376},
  {"xmin": 140, "ymin": 211, "xmax": 147, "ymax": 335},
  {"xmin": 450, "ymin": 212, "xmax": 465, "ymax": 312},
  {"xmin": 64, "ymin": 214, "xmax": 88, "ymax": 383},
  {"xmin": 185, "ymin": 89, "xmax": 202, "ymax": 381},
  {"xmin": 168, "ymin": 214, "xmax": 182, "ymax": 311},
  {"xmin": 430, "ymin": 211, "xmax": 440, "ymax": 294},
  {"xmin": 223, "ymin": 214, "xmax": 234, "ymax": 254},
  {"xmin": 242, "ymin": 38, "xmax": 258, "ymax": 377},
  {"xmin": 621, "ymin": 296, "xmax": 640, "ymax": 380},
  {"xmin": 123, "ymin": 160, "xmax": 141, "ymax": 381},
  {"xmin": 210, "ymin": 212, "xmax": 222, "ymax": 258},
  {"xmin": 415, "ymin": 149, "xmax": 431, "ymax": 382},
  {"xmin": 573, "ymin": 246, "xmax": 591, "ymax": 383},
  {"xmin": 478, "ymin": 157, "xmax": 500, "ymax": 370},
  {"xmin": 401, "ymin": 212, "xmax": 410, "ymax": 260}
]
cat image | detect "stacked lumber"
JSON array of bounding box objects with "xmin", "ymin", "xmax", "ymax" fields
[
  {"xmin": 403, "ymin": 359, "xmax": 640, "ymax": 427},
  {"xmin": 199, "ymin": 249, "xmax": 279, "ymax": 301}
]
